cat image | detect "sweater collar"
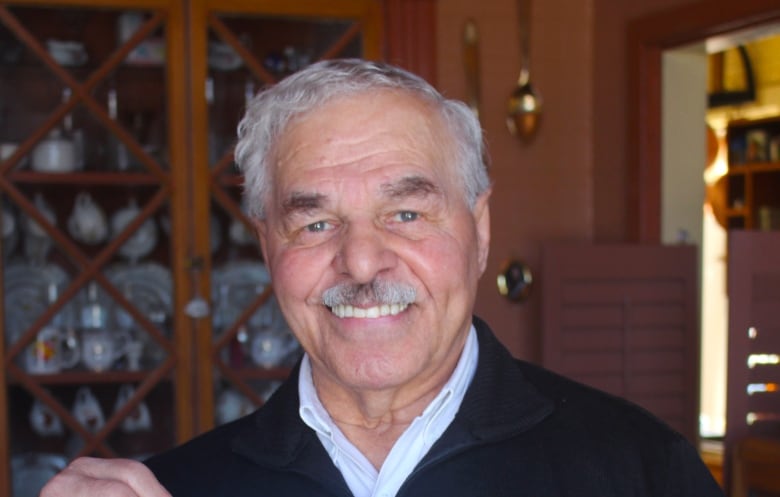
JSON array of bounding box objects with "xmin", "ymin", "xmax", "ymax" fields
[{"xmin": 453, "ymin": 316, "xmax": 553, "ymax": 441}]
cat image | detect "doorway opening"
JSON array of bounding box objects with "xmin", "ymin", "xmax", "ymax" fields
[{"xmin": 662, "ymin": 29, "xmax": 780, "ymax": 441}]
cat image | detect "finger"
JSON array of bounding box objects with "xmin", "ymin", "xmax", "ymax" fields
[{"xmin": 40, "ymin": 457, "xmax": 171, "ymax": 497}]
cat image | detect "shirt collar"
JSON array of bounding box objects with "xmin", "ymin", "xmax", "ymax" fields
[{"xmin": 298, "ymin": 325, "xmax": 479, "ymax": 445}]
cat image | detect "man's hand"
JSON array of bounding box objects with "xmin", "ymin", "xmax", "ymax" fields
[{"xmin": 40, "ymin": 457, "xmax": 171, "ymax": 497}]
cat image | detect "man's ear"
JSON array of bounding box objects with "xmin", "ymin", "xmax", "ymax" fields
[{"xmin": 473, "ymin": 188, "xmax": 491, "ymax": 276}]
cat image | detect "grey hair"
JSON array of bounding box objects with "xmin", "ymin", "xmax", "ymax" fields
[{"xmin": 234, "ymin": 58, "xmax": 491, "ymax": 220}]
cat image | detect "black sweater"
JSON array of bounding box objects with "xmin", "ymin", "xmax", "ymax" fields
[{"xmin": 146, "ymin": 316, "xmax": 724, "ymax": 497}]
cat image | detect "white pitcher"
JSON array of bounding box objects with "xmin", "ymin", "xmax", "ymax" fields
[{"xmin": 67, "ymin": 192, "xmax": 108, "ymax": 244}]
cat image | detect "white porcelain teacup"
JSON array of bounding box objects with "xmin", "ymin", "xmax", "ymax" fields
[
  {"xmin": 80, "ymin": 328, "xmax": 130, "ymax": 372},
  {"xmin": 114, "ymin": 383, "xmax": 152, "ymax": 432},
  {"xmin": 24, "ymin": 326, "xmax": 80, "ymax": 374},
  {"xmin": 29, "ymin": 396, "xmax": 64, "ymax": 436},
  {"xmin": 68, "ymin": 192, "xmax": 108, "ymax": 244},
  {"xmin": 72, "ymin": 386, "xmax": 105, "ymax": 432}
]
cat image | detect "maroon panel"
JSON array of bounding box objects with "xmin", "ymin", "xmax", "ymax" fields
[
  {"xmin": 629, "ymin": 304, "xmax": 685, "ymax": 326},
  {"xmin": 572, "ymin": 375, "xmax": 624, "ymax": 397},
  {"xmin": 629, "ymin": 350, "xmax": 685, "ymax": 372},
  {"xmin": 629, "ymin": 373, "xmax": 688, "ymax": 395},
  {"xmin": 559, "ymin": 351, "xmax": 623, "ymax": 376},
  {"xmin": 631, "ymin": 328, "xmax": 686, "ymax": 348},
  {"xmin": 542, "ymin": 243, "xmax": 700, "ymax": 443},
  {"xmin": 631, "ymin": 394, "xmax": 687, "ymax": 418},
  {"xmin": 562, "ymin": 280, "xmax": 686, "ymax": 303},
  {"xmin": 382, "ymin": 0, "xmax": 436, "ymax": 84},
  {"xmin": 560, "ymin": 306, "xmax": 626, "ymax": 328},
  {"xmin": 560, "ymin": 329, "xmax": 624, "ymax": 351},
  {"xmin": 747, "ymin": 393, "xmax": 780, "ymax": 413},
  {"xmin": 747, "ymin": 369, "xmax": 780, "ymax": 384}
]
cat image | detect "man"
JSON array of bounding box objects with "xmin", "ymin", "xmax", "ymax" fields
[{"xmin": 41, "ymin": 59, "xmax": 723, "ymax": 497}]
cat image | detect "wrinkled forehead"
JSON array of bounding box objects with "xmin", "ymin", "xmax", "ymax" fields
[
  {"xmin": 253, "ymin": 89, "xmax": 466, "ymax": 222},
  {"xmin": 271, "ymin": 90, "xmax": 458, "ymax": 173}
]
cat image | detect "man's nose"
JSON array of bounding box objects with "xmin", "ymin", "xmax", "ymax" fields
[{"xmin": 334, "ymin": 223, "xmax": 397, "ymax": 283}]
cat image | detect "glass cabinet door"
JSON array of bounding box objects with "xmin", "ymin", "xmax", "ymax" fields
[
  {"xmin": 0, "ymin": 0, "xmax": 383, "ymax": 495},
  {"xmin": 0, "ymin": 2, "xmax": 189, "ymax": 495},
  {"xmin": 191, "ymin": 0, "xmax": 381, "ymax": 430}
]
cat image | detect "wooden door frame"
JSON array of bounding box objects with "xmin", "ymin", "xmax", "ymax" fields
[{"xmin": 627, "ymin": 0, "xmax": 780, "ymax": 243}]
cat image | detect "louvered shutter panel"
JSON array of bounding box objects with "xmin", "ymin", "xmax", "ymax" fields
[
  {"xmin": 726, "ymin": 231, "xmax": 780, "ymax": 482},
  {"xmin": 541, "ymin": 243, "xmax": 699, "ymax": 443}
]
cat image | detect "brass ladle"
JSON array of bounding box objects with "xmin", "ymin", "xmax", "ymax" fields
[{"xmin": 506, "ymin": 0, "xmax": 542, "ymax": 141}]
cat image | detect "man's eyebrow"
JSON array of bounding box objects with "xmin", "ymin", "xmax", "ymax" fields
[
  {"xmin": 380, "ymin": 176, "xmax": 440, "ymax": 198},
  {"xmin": 281, "ymin": 192, "xmax": 328, "ymax": 217}
]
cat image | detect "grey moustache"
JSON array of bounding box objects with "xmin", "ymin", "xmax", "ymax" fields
[{"xmin": 322, "ymin": 280, "xmax": 416, "ymax": 307}]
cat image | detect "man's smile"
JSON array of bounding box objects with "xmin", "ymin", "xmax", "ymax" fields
[{"xmin": 329, "ymin": 303, "xmax": 410, "ymax": 318}]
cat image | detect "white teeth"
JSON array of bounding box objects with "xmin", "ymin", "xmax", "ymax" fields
[{"xmin": 330, "ymin": 303, "xmax": 409, "ymax": 318}]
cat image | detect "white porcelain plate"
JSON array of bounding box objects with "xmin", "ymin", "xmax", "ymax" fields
[{"xmin": 106, "ymin": 262, "xmax": 172, "ymax": 330}]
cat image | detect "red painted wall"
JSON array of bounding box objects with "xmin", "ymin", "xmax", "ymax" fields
[{"xmin": 435, "ymin": 0, "xmax": 706, "ymax": 360}]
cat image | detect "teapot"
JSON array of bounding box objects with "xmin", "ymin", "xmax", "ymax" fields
[
  {"xmin": 111, "ymin": 198, "xmax": 158, "ymax": 261},
  {"xmin": 31, "ymin": 129, "xmax": 76, "ymax": 172}
]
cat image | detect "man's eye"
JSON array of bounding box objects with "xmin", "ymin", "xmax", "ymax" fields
[
  {"xmin": 395, "ymin": 211, "xmax": 419, "ymax": 222},
  {"xmin": 305, "ymin": 220, "xmax": 330, "ymax": 232}
]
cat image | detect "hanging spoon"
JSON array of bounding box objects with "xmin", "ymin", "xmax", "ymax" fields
[{"xmin": 506, "ymin": 0, "xmax": 542, "ymax": 141}]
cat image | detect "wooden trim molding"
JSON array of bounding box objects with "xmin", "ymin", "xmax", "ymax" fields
[
  {"xmin": 383, "ymin": 0, "xmax": 437, "ymax": 85},
  {"xmin": 627, "ymin": 0, "xmax": 780, "ymax": 243}
]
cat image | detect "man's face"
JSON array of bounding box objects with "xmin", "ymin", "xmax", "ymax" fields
[{"xmin": 255, "ymin": 90, "xmax": 490, "ymax": 399}]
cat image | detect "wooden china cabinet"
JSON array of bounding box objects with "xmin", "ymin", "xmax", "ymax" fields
[{"xmin": 0, "ymin": 1, "xmax": 434, "ymax": 495}]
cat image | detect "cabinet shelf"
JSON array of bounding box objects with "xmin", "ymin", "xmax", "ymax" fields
[
  {"xmin": 725, "ymin": 207, "xmax": 747, "ymax": 217},
  {"xmin": 727, "ymin": 161, "xmax": 780, "ymax": 174},
  {"xmin": 6, "ymin": 366, "xmax": 292, "ymax": 385}
]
